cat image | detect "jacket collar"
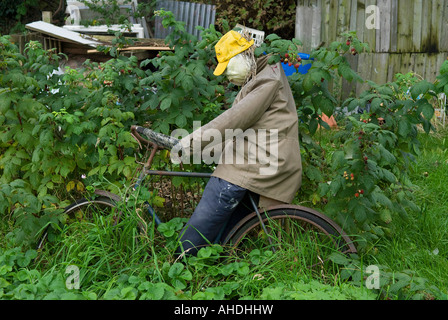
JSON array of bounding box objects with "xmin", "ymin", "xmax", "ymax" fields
[{"xmin": 256, "ymin": 55, "xmax": 269, "ymax": 74}]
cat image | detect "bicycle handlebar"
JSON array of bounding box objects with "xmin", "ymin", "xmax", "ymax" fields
[{"xmin": 131, "ymin": 125, "xmax": 180, "ymax": 151}]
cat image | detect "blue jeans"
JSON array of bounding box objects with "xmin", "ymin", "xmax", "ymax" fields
[{"xmin": 176, "ymin": 177, "xmax": 258, "ymax": 256}]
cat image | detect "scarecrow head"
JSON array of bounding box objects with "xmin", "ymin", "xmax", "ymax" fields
[{"xmin": 213, "ymin": 30, "xmax": 256, "ymax": 86}]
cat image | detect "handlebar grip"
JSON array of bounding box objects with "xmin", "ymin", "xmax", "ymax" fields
[
  {"xmin": 132, "ymin": 125, "xmax": 179, "ymax": 150},
  {"xmin": 134, "ymin": 125, "xmax": 145, "ymax": 135}
]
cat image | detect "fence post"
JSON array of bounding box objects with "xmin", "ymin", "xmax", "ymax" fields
[{"xmin": 295, "ymin": 0, "xmax": 321, "ymax": 53}]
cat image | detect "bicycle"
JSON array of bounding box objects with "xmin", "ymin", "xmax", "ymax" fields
[{"xmin": 36, "ymin": 125, "xmax": 357, "ymax": 270}]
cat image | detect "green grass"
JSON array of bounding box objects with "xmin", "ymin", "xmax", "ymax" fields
[
  {"xmin": 2, "ymin": 128, "xmax": 448, "ymax": 300},
  {"xmin": 371, "ymin": 128, "xmax": 448, "ymax": 292}
]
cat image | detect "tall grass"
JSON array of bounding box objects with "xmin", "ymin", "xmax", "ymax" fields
[
  {"xmin": 371, "ymin": 127, "xmax": 448, "ymax": 291},
  {"xmin": 2, "ymin": 127, "xmax": 448, "ymax": 300},
  {"xmin": 30, "ymin": 194, "xmax": 374, "ymax": 299}
]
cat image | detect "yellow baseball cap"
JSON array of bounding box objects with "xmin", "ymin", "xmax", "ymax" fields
[{"xmin": 213, "ymin": 30, "xmax": 254, "ymax": 76}]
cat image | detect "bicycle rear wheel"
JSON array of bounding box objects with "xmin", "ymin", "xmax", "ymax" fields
[
  {"xmin": 36, "ymin": 196, "xmax": 120, "ymax": 251},
  {"xmin": 222, "ymin": 206, "xmax": 357, "ymax": 274}
]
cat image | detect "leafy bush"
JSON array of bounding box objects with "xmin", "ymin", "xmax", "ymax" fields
[
  {"xmin": 1, "ymin": 12, "xmax": 447, "ymax": 255},
  {"xmin": 213, "ymin": 0, "xmax": 297, "ymax": 40}
]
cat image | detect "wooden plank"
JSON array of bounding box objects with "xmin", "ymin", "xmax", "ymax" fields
[
  {"xmin": 320, "ymin": 0, "xmax": 331, "ymax": 45},
  {"xmin": 364, "ymin": 0, "xmax": 377, "ymax": 51},
  {"xmin": 337, "ymin": 0, "xmax": 351, "ymax": 39},
  {"xmin": 376, "ymin": 0, "xmax": 391, "ymax": 53},
  {"xmin": 296, "ymin": 1, "xmax": 319, "ymax": 52},
  {"xmin": 413, "ymin": 53, "xmax": 426, "ymax": 79},
  {"xmin": 356, "ymin": 0, "xmax": 366, "ymax": 43},
  {"xmin": 429, "ymin": 0, "xmax": 444, "ymax": 53},
  {"xmin": 371, "ymin": 53, "xmax": 388, "ymax": 85},
  {"xmin": 412, "ymin": 0, "xmax": 423, "ymax": 52},
  {"xmin": 356, "ymin": 52, "xmax": 373, "ymax": 95},
  {"xmin": 387, "ymin": 53, "xmax": 402, "ymax": 82},
  {"xmin": 328, "ymin": 0, "xmax": 339, "ymax": 42},
  {"xmin": 440, "ymin": 0, "xmax": 448, "ymax": 51},
  {"xmin": 389, "ymin": 0, "xmax": 398, "ymax": 52},
  {"xmin": 295, "ymin": 2, "xmax": 308, "ymax": 46},
  {"xmin": 87, "ymin": 46, "xmax": 172, "ymax": 54},
  {"xmin": 349, "ymin": 0, "xmax": 358, "ymax": 31},
  {"xmin": 424, "ymin": 54, "xmax": 438, "ymax": 82},
  {"xmin": 310, "ymin": 2, "xmax": 322, "ymax": 50},
  {"xmin": 25, "ymin": 21, "xmax": 101, "ymax": 47},
  {"xmin": 420, "ymin": 0, "xmax": 432, "ymax": 52},
  {"xmin": 399, "ymin": 53, "xmax": 412, "ymax": 75},
  {"xmin": 397, "ymin": 0, "xmax": 414, "ymax": 53}
]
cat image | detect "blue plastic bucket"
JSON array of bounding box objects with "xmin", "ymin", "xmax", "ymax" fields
[{"xmin": 281, "ymin": 53, "xmax": 313, "ymax": 76}]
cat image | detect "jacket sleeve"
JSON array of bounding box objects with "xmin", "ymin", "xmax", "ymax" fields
[{"xmin": 181, "ymin": 76, "xmax": 281, "ymax": 151}]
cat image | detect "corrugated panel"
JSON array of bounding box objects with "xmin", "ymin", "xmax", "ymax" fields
[{"xmin": 154, "ymin": 0, "xmax": 216, "ymax": 40}]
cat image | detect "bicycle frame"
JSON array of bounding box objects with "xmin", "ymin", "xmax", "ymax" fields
[{"xmin": 129, "ymin": 125, "xmax": 270, "ymax": 245}]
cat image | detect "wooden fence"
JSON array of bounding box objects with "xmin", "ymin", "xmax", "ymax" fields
[
  {"xmin": 154, "ymin": 0, "xmax": 216, "ymax": 40},
  {"xmin": 295, "ymin": 0, "xmax": 448, "ymax": 96}
]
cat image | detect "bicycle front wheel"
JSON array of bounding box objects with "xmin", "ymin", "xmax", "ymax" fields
[
  {"xmin": 36, "ymin": 196, "xmax": 120, "ymax": 251},
  {"xmin": 222, "ymin": 206, "xmax": 357, "ymax": 273}
]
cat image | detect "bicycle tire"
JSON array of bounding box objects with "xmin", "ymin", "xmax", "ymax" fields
[
  {"xmin": 36, "ymin": 196, "xmax": 120, "ymax": 251},
  {"xmin": 222, "ymin": 206, "xmax": 357, "ymax": 271}
]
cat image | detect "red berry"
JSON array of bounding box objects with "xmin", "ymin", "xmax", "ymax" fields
[
  {"xmin": 288, "ymin": 62, "xmax": 292, "ymax": 67},
  {"xmin": 285, "ymin": 53, "xmax": 290, "ymax": 59},
  {"xmin": 294, "ymin": 63, "xmax": 300, "ymax": 69},
  {"xmin": 297, "ymin": 57, "xmax": 302, "ymax": 62},
  {"xmin": 355, "ymin": 193, "xmax": 360, "ymax": 198},
  {"xmin": 346, "ymin": 40, "xmax": 351, "ymax": 46},
  {"xmin": 360, "ymin": 190, "xmax": 365, "ymax": 194}
]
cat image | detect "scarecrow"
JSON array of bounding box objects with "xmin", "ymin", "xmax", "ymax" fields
[{"xmin": 139, "ymin": 30, "xmax": 303, "ymax": 255}]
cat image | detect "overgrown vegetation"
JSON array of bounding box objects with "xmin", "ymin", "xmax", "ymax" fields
[
  {"xmin": 1, "ymin": 11, "xmax": 448, "ymax": 300},
  {"xmin": 213, "ymin": 0, "xmax": 297, "ymax": 40}
]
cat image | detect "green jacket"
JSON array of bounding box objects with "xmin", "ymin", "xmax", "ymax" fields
[{"xmin": 184, "ymin": 55, "xmax": 302, "ymax": 205}]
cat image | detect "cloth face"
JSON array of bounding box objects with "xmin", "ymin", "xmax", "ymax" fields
[{"xmin": 224, "ymin": 53, "xmax": 252, "ymax": 86}]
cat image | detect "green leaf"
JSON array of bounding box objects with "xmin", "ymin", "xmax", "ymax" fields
[
  {"xmin": 309, "ymin": 117, "xmax": 318, "ymax": 135},
  {"xmin": 370, "ymin": 98, "xmax": 383, "ymax": 113},
  {"xmin": 303, "ymin": 73, "xmax": 313, "ymax": 92},
  {"xmin": 0, "ymin": 93, "xmax": 12, "ymax": 114},
  {"xmin": 175, "ymin": 114, "xmax": 187, "ymax": 128},
  {"xmin": 398, "ymin": 118, "xmax": 411, "ymax": 137},
  {"xmin": 378, "ymin": 144, "xmax": 396, "ymax": 165},
  {"xmin": 312, "ymin": 94, "xmax": 334, "ymax": 117},
  {"xmin": 331, "ymin": 151, "xmax": 346, "ymax": 170},
  {"xmin": 329, "ymin": 252, "xmax": 350, "ymax": 265},
  {"xmin": 265, "ymin": 34, "xmax": 282, "ymax": 41},
  {"xmin": 160, "ymin": 97, "xmax": 172, "ymax": 111},
  {"xmin": 338, "ymin": 63, "xmax": 354, "ymax": 81},
  {"xmin": 440, "ymin": 60, "xmax": 448, "ymax": 75},
  {"xmin": 380, "ymin": 210, "xmax": 393, "ymax": 224},
  {"xmin": 305, "ymin": 166, "xmax": 323, "ymax": 181},
  {"xmin": 420, "ymin": 101, "xmax": 434, "ymax": 120},
  {"xmin": 410, "ymin": 80, "xmax": 434, "ymax": 100}
]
